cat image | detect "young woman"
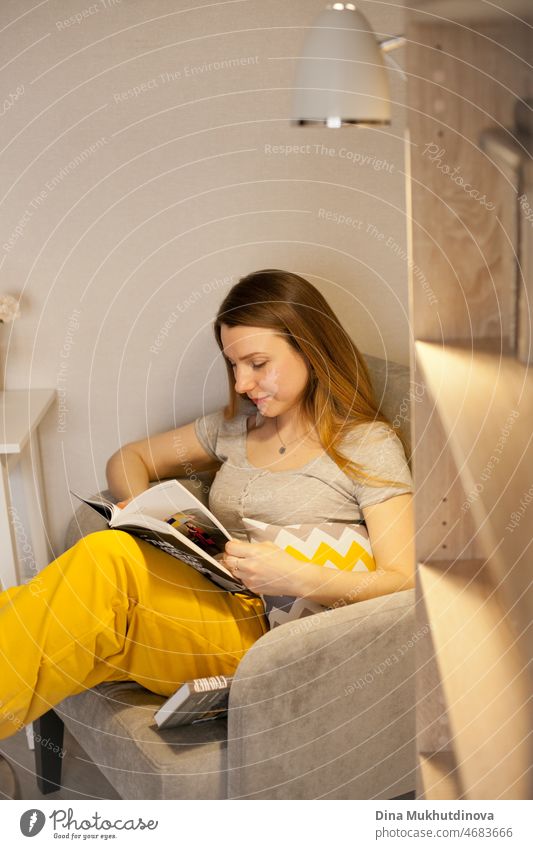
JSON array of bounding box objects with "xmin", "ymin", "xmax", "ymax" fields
[{"xmin": 0, "ymin": 269, "xmax": 414, "ymax": 741}]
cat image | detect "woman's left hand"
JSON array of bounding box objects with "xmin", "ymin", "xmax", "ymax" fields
[{"xmin": 223, "ymin": 539, "xmax": 301, "ymax": 595}]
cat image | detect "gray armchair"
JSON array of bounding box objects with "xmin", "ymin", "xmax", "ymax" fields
[{"xmin": 33, "ymin": 355, "xmax": 417, "ymax": 799}]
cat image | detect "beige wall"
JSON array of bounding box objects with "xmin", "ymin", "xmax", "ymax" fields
[{"xmin": 0, "ymin": 0, "xmax": 407, "ymax": 553}]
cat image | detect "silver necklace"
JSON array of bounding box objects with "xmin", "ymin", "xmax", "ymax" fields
[{"xmin": 275, "ymin": 418, "xmax": 313, "ymax": 454}]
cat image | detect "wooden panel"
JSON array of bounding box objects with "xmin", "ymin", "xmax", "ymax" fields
[
  {"xmin": 415, "ymin": 589, "xmax": 455, "ymax": 799},
  {"xmin": 411, "ymin": 353, "xmax": 481, "ymax": 562},
  {"xmin": 406, "ymin": 18, "xmax": 530, "ymax": 342},
  {"xmin": 517, "ymin": 154, "xmax": 533, "ymax": 364},
  {"xmin": 407, "ymin": 1, "xmax": 532, "ymax": 803},
  {"xmin": 416, "ymin": 339, "xmax": 533, "ymax": 650},
  {"xmin": 419, "ymin": 751, "xmax": 463, "ymax": 800},
  {"xmin": 419, "ymin": 559, "xmax": 532, "ymax": 799}
]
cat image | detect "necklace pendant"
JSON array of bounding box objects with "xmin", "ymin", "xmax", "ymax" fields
[{"xmin": 279, "ymin": 446, "xmax": 286, "ymax": 454}]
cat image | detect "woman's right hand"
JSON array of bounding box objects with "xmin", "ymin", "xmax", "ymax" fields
[{"xmin": 116, "ymin": 497, "xmax": 134, "ymax": 510}]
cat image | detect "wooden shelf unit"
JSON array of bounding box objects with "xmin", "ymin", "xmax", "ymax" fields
[
  {"xmin": 406, "ymin": 2, "xmax": 533, "ymax": 799},
  {"xmin": 420, "ymin": 558, "xmax": 531, "ymax": 799},
  {"xmin": 418, "ymin": 751, "xmax": 464, "ymax": 800}
]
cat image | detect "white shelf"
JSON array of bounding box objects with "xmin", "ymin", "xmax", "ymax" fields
[
  {"xmin": 0, "ymin": 389, "xmax": 56, "ymax": 590},
  {"xmin": 0, "ymin": 389, "xmax": 56, "ymax": 454}
]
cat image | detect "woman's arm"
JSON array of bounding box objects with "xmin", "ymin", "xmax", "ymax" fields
[
  {"xmin": 106, "ymin": 447, "xmax": 150, "ymax": 503},
  {"xmin": 106, "ymin": 421, "xmax": 219, "ymax": 502},
  {"xmin": 224, "ymin": 493, "xmax": 415, "ymax": 605},
  {"xmin": 290, "ymin": 493, "xmax": 415, "ymax": 605}
]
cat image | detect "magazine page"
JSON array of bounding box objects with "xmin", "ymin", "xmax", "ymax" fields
[
  {"xmin": 69, "ymin": 481, "xmax": 247, "ymax": 593},
  {"xmin": 118, "ymin": 524, "xmax": 245, "ymax": 594},
  {"xmin": 114, "ymin": 507, "xmax": 230, "ymax": 565},
  {"xmin": 112, "ymin": 479, "xmax": 230, "ymax": 538},
  {"xmin": 114, "ymin": 513, "xmax": 246, "ymax": 592},
  {"xmin": 69, "ymin": 489, "xmax": 119, "ymax": 522}
]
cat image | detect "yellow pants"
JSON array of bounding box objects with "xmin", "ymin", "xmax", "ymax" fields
[{"xmin": 0, "ymin": 530, "xmax": 268, "ymax": 740}]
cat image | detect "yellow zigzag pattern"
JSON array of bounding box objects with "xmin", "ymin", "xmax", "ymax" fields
[{"xmin": 284, "ymin": 540, "xmax": 376, "ymax": 572}]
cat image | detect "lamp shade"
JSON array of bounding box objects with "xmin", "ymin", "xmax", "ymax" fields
[{"xmin": 291, "ymin": 4, "xmax": 391, "ymax": 126}]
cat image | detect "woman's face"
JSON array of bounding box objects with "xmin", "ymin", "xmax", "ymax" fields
[{"xmin": 219, "ymin": 324, "xmax": 311, "ymax": 418}]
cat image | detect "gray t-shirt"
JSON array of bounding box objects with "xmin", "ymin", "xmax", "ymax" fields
[{"xmin": 194, "ymin": 409, "xmax": 413, "ymax": 541}]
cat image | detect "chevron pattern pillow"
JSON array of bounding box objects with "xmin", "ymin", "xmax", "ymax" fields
[{"xmin": 241, "ymin": 518, "xmax": 376, "ymax": 628}]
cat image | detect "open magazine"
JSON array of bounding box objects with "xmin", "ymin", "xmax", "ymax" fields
[{"xmin": 70, "ymin": 479, "xmax": 250, "ymax": 595}]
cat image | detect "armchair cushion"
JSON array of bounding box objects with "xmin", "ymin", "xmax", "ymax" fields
[{"xmin": 55, "ymin": 681, "xmax": 228, "ymax": 799}]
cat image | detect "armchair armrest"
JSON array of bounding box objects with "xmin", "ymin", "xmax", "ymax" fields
[{"xmin": 227, "ymin": 588, "xmax": 417, "ymax": 799}]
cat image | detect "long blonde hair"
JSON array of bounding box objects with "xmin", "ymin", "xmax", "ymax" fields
[{"xmin": 214, "ymin": 269, "xmax": 408, "ymax": 489}]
